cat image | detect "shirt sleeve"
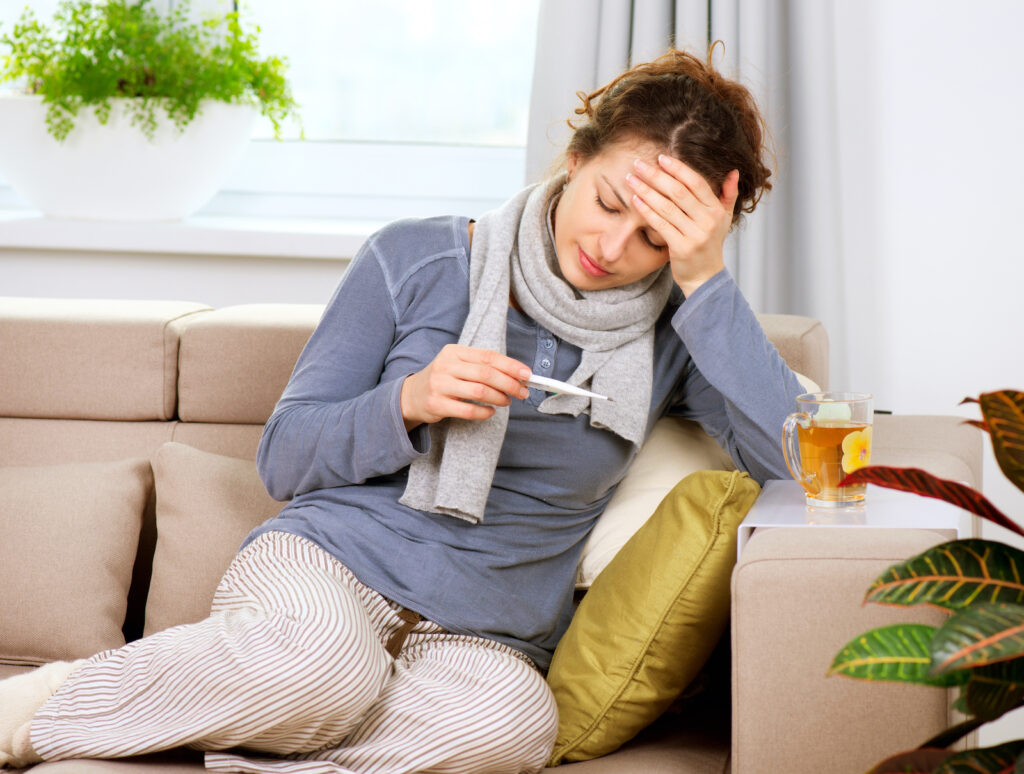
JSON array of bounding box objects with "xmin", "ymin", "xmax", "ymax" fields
[
  {"xmin": 669, "ymin": 268, "xmax": 805, "ymax": 483},
  {"xmin": 256, "ymin": 240, "xmax": 429, "ymax": 501}
]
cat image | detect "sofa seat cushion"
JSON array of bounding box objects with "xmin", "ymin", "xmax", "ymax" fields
[
  {"xmin": 0, "ymin": 458, "xmax": 151, "ymax": 665},
  {"xmin": 145, "ymin": 443, "xmax": 286, "ymax": 635},
  {"xmin": 545, "ymin": 703, "xmax": 729, "ymax": 773}
]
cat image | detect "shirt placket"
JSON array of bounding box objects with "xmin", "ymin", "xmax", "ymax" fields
[{"xmin": 529, "ymin": 326, "xmax": 558, "ymax": 406}]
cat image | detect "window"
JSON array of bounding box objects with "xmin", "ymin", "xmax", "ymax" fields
[
  {"xmin": 220, "ymin": 0, "xmax": 542, "ymax": 220},
  {"xmin": 0, "ymin": 1, "xmax": 542, "ymax": 221},
  {"xmin": 242, "ymin": 1, "xmax": 538, "ymax": 147}
]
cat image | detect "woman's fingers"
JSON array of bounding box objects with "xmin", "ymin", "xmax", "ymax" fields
[
  {"xmin": 401, "ymin": 345, "xmax": 531, "ymax": 429},
  {"xmin": 626, "ymin": 171, "xmax": 699, "ymax": 238},
  {"xmin": 655, "ymin": 154, "xmax": 720, "ymax": 207},
  {"xmin": 443, "ymin": 346, "xmax": 531, "ymax": 398},
  {"xmin": 626, "ymin": 154, "xmax": 739, "ymax": 297},
  {"xmin": 628, "ymin": 159, "xmax": 720, "ymax": 233}
]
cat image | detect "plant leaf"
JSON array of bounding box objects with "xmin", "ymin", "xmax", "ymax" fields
[
  {"xmin": 931, "ymin": 602, "xmax": 1024, "ymax": 675},
  {"xmin": 922, "ymin": 716, "xmax": 989, "ymax": 750},
  {"xmin": 840, "ymin": 466, "xmax": 1024, "ymax": 538},
  {"xmin": 830, "ymin": 624, "xmax": 967, "ymax": 686},
  {"xmin": 933, "ymin": 740, "xmax": 1024, "ymax": 773},
  {"xmin": 960, "ymin": 660, "xmax": 1024, "ymax": 720},
  {"xmin": 964, "ymin": 419, "xmax": 990, "ymax": 433},
  {"xmin": 978, "ymin": 390, "xmax": 1024, "ymax": 496},
  {"xmin": 866, "ymin": 539, "xmax": 1024, "ymax": 611},
  {"xmin": 865, "ymin": 748, "xmax": 951, "ymax": 774}
]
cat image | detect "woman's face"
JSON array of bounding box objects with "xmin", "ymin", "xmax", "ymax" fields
[{"xmin": 553, "ymin": 140, "xmax": 670, "ymax": 291}]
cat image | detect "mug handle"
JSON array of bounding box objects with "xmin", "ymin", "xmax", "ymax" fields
[{"xmin": 782, "ymin": 412, "xmax": 820, "ymax": 496}]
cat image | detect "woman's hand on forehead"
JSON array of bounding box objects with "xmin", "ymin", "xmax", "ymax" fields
[{"xmin": 626, "ymin": 153, "xmax": 739, "ymax": 297}]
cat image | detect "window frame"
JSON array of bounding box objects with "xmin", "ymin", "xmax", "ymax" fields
[{"xmin": 213, "ymin": 139, "xmax": 529, "ymax": 220}]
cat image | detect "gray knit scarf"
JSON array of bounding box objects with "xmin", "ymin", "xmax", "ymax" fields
[{"xmin": 399, "ymin": 175, "xmax": 674, "ymax": 523}]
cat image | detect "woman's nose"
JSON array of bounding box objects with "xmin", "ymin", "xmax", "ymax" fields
[{"xmin": 601, "ymin": 224, "xmax": 632, "ymax": 262}]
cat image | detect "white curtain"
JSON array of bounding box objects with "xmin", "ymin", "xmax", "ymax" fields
[
  {"xmin": 525, "ymin": 0, "xmax": 708, "ymax": 184},
  {"xmin": 526, "ymin": 0, "xmax": 855, "ymax": 389}
]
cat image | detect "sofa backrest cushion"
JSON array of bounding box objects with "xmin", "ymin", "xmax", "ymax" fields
[
  {"xmin": 0, "ymin": 458, "xmax": 151, "ymax": 665},
  {"xmin": 757, "ymin": 313, "xmax": 829, "ymax": 391},
  {"xmin": 176, "ymin": 304, "xmax": 324, "ymax": 424},
  {"xmin": 0, "ymin": 297, "xmax": 209, "ymax": 421},
  {"xmin": 144, "ymin": 443, "xmax": 286, "ymax": 636}
]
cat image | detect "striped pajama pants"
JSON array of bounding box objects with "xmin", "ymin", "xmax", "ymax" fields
[{"xmin": 30, "ymin": 532, "xmax": 559, "ymax": 773}]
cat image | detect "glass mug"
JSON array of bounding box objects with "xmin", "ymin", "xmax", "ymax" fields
[{"xmin": 782, "ymin": 392, "xmax": 873, "ymax": 507}]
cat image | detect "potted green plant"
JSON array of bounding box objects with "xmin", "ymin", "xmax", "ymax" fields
[
  {"xmin": 0, "ymin": 0, "xmax": 299, "ymax": 221},
  {"xmin": 829, "ymin": 389, "xmax": 1024, "ymax": 773}
]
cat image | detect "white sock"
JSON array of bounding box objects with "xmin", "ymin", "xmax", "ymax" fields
[{"xmin": 0, "ymin": 660, "xmax": 85, "ymax": 768}]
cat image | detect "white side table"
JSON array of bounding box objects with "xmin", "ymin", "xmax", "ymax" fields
[{"xmin": 738, "ymin": 479, "xmax": 975, "ymax": 558}]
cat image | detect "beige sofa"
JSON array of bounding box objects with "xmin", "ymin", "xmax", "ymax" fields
[{"xmin": 0, "ymin": 297, "xmax": 982, "ymax": 773}]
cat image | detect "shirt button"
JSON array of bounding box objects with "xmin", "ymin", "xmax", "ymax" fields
[
  {"xmin": 540, "ymin": 358, "xmax": 552, "ymax": 370},
  {"xmin": 542, "ymin": 338, "xmax": 554, "ymax": 349}
]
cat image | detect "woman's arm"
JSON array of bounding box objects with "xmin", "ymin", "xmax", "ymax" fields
[
  {"xmin": 256, "ymin": 244, "xmax": 423, "ymax": 501},
  {"xmin": 628, "ymin": 153, "xmax": 800, "ymax": 481},
  {"xmin": 257, "ymin": 220, "xmax": 532, "ymax": 502},
  {"xmin": 669, "ymin": 268, "xmax": 805, "ymax": 483}
]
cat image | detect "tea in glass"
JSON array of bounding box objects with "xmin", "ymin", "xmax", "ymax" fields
[{"xmin": 782, "ymin": 393, "xmax": 873, "ymax": 507}]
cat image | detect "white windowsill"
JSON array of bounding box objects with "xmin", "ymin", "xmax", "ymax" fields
[
  {"xmin": 0, "ymin": 139, "xmax": 527, "ymax": 261},
  {"xmin": 0, "ymin": 204, "xmax": 382, "ymax": 261}
]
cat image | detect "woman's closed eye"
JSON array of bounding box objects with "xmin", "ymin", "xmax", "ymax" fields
[{"xmin": 595, "ymin": 196, "xmax": 665, "ymax": 251}]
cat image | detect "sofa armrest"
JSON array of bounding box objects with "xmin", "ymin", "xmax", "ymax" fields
[
  {"xmin": 731, "ymin": 527, "xmax": 959, "ymax": 774},
  {"xmin": 873, "ymin": 413, "xmax": 984, "ymax": 489}
]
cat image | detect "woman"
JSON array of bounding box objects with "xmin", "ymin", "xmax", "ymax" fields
[{"xmin": 0, "ymin": 48, "xmax": 803, "ymax": 773}]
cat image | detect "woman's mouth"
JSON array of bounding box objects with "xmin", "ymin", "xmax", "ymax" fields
[{"xmin": 578, "ymin": 247, "xmax": 611, "ymax": 277}]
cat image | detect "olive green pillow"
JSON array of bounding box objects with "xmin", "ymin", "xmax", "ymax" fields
[{"xmin": 547, "ymin": 469, "xmax": 761, "ymax": 765}]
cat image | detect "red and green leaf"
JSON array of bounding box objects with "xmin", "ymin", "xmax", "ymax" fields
[
  {"xmin": 959, "ymin": 659, "xmax": 1024, "ymax": 721},
  {"xmin": 840, "ymin": 466, "xmax": 1023, "ymax": 538},
  {"xmin": 830, "ymin": 624, "xmax": 967, "ymax": 686},
  {"xmin": 865, "ymin": 539, "xmax": 1024, "ymax": 611},
  {"xmin": 932, "ymin": 740, "xmax": 1024, "ymax": 773},
  {"xmin": 922, "ymin": 717, "xmax": 990, "ymax": 750},
  {"xmin": 931, "ymin": 602, "xmax": 1024, "ymax": 675},
  {"xmin": 864, "ymin": 748, "xmax": 951, "ymax": 774},
  {"xmin": 977, "ymin": 390, "xmax": 1024, "ymax": 496}
]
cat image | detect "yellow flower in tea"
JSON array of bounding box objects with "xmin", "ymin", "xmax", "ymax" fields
[{"xmin": 841, "ymin": 427, "xmax": 873, "ymax": 474}]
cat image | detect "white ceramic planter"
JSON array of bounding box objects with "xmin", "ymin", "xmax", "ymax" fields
[{"xmin": 0, "ymin": 94, "xmax": 257, "ymax": 221}]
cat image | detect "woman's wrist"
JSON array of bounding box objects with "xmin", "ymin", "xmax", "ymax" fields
[
  {"xmin": 674, "ymin": 265, "xmax": 722, "ymax": 297},
  {"xmin": 400, "ymin": 373, "xmax": 424, "ymax": 432}
]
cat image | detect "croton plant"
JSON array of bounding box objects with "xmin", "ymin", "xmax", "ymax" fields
[{"xmin": 830, "ymin": 390, "xmax": 1024, "ymax": 774}]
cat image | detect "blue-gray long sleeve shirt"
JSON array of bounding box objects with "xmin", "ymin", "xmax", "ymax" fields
[{"xmin": 248, "ymin": 215, "xmax": 803, "ymax": 670}]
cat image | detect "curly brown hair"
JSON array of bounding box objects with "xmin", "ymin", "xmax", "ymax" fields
[{"xmin": 565, "ymin": 46, "xmax": 773, "ymax": 225}]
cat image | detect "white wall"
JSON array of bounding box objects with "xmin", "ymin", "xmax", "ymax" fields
[
  {"xmin": 834, "ymin": 0, "xmax": 1024, "ymax": 747},
  {"xmin": 0, "ymin": 247, "xmax": 347, "ymax": 308},
  {"xmin": 854, "ymin": 1, "xmax": 1024, "ymax": 516}
]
